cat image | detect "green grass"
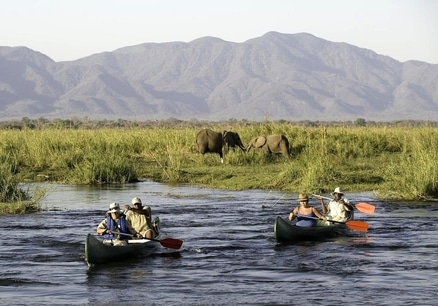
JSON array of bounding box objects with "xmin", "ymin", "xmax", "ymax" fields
[{"xmin": 2, "ymin": 121, "xmax": 438, "ymax": 212}]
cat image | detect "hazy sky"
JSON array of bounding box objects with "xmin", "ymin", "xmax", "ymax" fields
[{"xmin": 1, "ymin": 0, "xmax": 437, "ymax": 63}]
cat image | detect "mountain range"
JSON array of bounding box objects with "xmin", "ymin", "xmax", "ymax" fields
[{"xmin": 1, "ymin": 31, "xmax": 437, "ymax": 122}]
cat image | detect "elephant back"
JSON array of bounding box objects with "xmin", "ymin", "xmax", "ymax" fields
[
  {"xmin": 255, "ymin": 134, "xmax": 291, "ymax": 157},
  {"xmin": 195, "ymin": 129, "xmax": 224, "ymax": 156}
]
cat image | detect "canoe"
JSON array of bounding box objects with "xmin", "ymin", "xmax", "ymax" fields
[
  {"xmin": 274, "ymin": 215, "xmax": 353, "ymax": 243},
  {"xmin": 85, "ymin": 216, "xmax": 161, "ymax": 265},
  {"xmin": 85, "ymin": 234, "xmax": 160, "ymax": 265}
]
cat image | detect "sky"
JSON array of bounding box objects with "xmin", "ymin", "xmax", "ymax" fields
[{"xmin": 1, "ymin": 0, "xmax": 437, "ymax": 63}]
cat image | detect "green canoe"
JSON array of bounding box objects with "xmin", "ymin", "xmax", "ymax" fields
[
  {"xmin": 274, "ymin": 215, "xmax": 353, "ymax": 243},
  {"xmin": 85, "ymin": 234, "xmax": 160, "ymax": 265},
  {"xmin": 85, "ymin": 216, "xmax": 161, "ymax": 265}
]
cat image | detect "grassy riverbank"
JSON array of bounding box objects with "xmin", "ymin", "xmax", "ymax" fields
[{"xmin": 1, "ymin": 120, "xmax": 438, "ymax": 207}]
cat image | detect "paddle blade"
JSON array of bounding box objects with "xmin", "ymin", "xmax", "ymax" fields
[
  {"xmin": 345, "ymin": 220, "xmax": 369, "ymax": 232},
  {"xmin": 355, "ymin": 202, "xmax": 376, "ymax": 214},
  {"xmin": 159, "ymin": 238, "xmax": 183, "ymax": 249}
]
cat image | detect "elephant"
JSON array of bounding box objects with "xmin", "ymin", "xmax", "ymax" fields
[
  {"xmin": 246, "ymin": 134, "xmax": 291, "ymax": 157},
  {"xmin": 223, "ymin": 130, "xmax": 245, "ymax": 151},
  {"xmin": 195, "ymin": 129, "xmax": 246, "ymax": 163}
]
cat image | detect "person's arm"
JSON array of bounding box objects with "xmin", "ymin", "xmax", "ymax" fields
[
  {"xmin": 341, "ymin": 198, "xmax": 354, "ymax": 211},
  {"xmin": 143, "ymin": 206, "xmax": 151, "ymax": 218},
  {"xmin": 96, "ymin": 219, "xmax": 108, "ymax": 235},
  {"xmin": 288, "ymin": 208, "xmax": 298, "ymax": 221},
  {"xmin": 319, "ymin": 198, "xmax": 328, "ymax": 214},
  {"xmin": 312, "ymin": 207, "xmax": 327, "ymax": 221},
  {"xmin": 123, "ymin": 204, "xmax": 132, "ymax": 213}
]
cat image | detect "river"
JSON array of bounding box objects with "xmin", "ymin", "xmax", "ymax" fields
[{"xmin": 0, "ymin": 181, "xmax": 437, "ymax": 305}]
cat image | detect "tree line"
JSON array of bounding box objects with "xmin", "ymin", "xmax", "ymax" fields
[{"xmin": 1, "ymin": 117, "xmax": 437, "ymax": 130}]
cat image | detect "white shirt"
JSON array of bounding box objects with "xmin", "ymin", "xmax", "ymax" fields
[{"xmin": 327, "ymin": 198, "xmax": 351, "ymax": 222}]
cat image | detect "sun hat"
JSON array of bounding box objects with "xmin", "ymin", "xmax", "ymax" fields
[
  {"xmin": 132, "ymin": 197, "xmax": 142, "ymax": 206},
  {"xmin": 107, "ymin": 202, "xmax": 121, "ymax": 213},
  {"xmin": 332, "ymin": 187, "xmax": 344, "ymax": 195},
  {"xmin": 297, "ymin": 193, "xmax": 309, "ymax": 201}
]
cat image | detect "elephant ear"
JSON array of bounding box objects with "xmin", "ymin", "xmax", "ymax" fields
[{"xmin": 255, "ymin": 136, "xmax": 267, "ymax": 148}]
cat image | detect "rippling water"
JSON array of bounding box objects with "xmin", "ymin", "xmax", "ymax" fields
[{"xmin": 0, "ymin": 182, "xmax": 437, "ymax": 305}]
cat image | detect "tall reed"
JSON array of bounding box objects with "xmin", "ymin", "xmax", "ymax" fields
[
  {"xmin": 0, "ymin": 150, "xmax": 45, "ymax": 213},
  {"xmin": 377, "ymin": 126, "xmax": 438, "ymax": 199},
  {"xmin": 2, "ymin": 122, "xmax": 438, "ymax": 200}
]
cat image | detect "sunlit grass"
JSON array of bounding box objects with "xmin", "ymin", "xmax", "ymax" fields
[
  {"xmin": 2, "ymin": 122, "xmax": 438, "ymax": 206},
  {"xmin": 0, "ymin": 161, "xmax": 46, "ymax": 213}
]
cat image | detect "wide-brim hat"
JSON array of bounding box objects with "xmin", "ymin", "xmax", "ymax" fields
[
  {"xmin": 297, "ymin": 193, "xmax": 309, "ymax": 201},
  {"xmin": 107, "ymin": 202, "xmax": 121, "ymax": 213},
  {"xmin": 332, "ymin": 187, "xmax": 344, "ymax": 195}
]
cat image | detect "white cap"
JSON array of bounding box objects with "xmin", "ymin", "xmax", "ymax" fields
[
  {"xmin": 132, "ymin": 197, "xmax": 142, "ymax": 205},
  {"xmin": 107, "ymin": 202, "xmax": 121, "ymax": 213}
]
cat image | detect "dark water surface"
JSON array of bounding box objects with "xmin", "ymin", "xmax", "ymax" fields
[{"xmin": 0, "ymin": 182, "xmax": 437, "ymax": 305}]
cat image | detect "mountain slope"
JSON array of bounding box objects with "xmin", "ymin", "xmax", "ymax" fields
[{"xmin": 0, "ymin": 32, "xmax": 437, "ymax": 121}]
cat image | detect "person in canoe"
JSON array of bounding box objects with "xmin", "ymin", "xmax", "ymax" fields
[
  {"xmin": 124, "ymin": 197, "xmax": 155, "ymax": 239},
  {"xmin": 96, "ymin": 202, "xmax": 140, "ymax": 243},
  {"xmin": 317, "ymin": 187, "xmax": 354, "ymax": 222},
  {"xmin": 288, "ymin": 193, "xmax": 327, "ymax": 227}
]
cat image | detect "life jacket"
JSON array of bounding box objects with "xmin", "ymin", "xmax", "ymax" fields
[{"xmin": 102, "ymin": 214, "xmax": 130, "ymax": 240}]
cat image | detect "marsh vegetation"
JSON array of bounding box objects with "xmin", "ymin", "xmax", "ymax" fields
[{"xmin": 1, "ymin": 118, "xmax": 438, "ymax": 212}]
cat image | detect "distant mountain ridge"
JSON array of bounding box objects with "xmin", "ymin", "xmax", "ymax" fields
[{"xmin": 1, "ymin": 32, "xmax": 437, "ymax": 121}]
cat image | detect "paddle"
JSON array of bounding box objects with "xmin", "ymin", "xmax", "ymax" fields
[
  {"xmin": 355, "ymin": 202, "xmax": 375, "ymax": 214},
  {"xmin": 261, "ymin": 194, "xmax": 286, "ymax": 209},
  {"xmin": 110, "ymin": 231, "xmax": 183, "ymax": 249},
  {"xmin": 303, "ymin": 216, "xmax": 369, "ymax": 232},
  {"xmin": 311, "ymin": 194, "xmax": 376, "ymax": 214},
  {"xmin": 327, "ymin": 219, "xmax": 369, "ymax": 232}
]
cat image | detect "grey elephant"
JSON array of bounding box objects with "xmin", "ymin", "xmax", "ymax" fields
[
  {"xmin": 223, "ymin": 130, "xmax": 245, "ymax": 151},
  {"xmin": 195, "ymin": 129, "xmax": 246, "ymax": 163},
  {"xmin": 246, "ymin": 134, "xmax": 291, "ymax": 157}
]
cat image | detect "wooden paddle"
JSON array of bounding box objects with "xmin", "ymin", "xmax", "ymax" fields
[
  {"xmin": 303, "ymin": 216, "xmax": 369, "ymax": 232},
  {"xmin": 110, "ymin": 231, "xmax": 183, "ymax": 249},
  {"xmin": 311, "ymin": 194, "xmax": 376, "ymax": 214}
]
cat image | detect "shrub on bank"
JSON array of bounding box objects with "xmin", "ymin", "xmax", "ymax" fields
[{"xmin": 0, "ymin": 162, "xmax": 46, "ymax": 214}]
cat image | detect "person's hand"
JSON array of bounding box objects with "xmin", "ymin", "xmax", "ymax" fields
[
  {"xmin": 124, "ymin": 204, "xmax": 131, "ymax": 210},
  {"xmin": 135, "ymin": 233, "xmax": 143, "ymax": 239},
  {"xmin": 104, "ymin": 229, "xmax": 111, "ymax": 234}
]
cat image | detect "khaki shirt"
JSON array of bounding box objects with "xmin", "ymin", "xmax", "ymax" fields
[{"xmin": 125, "ymin": 207, "xmax": 153, "ymax": 237}]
